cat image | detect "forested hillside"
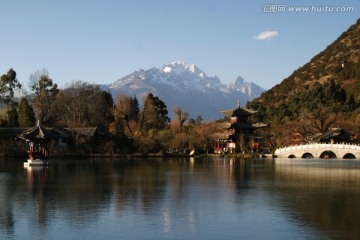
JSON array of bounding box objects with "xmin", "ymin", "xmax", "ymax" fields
[{"xmin": 248, "ymin": 19, "xmax": 360, "ymax": 147}]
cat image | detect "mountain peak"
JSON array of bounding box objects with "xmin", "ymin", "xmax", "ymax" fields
[
  {"xmin": 227, "ymin": 76, "xmax": 264, "ymax": 98},
  {"xmin": 104, "ymin": 61, "xmax": 265, "ymax": 119},
  {"xmin": 170, "ymin": 60, "xmax": 193, "ymax": 69},
  {"xmin": 233, "ymin": 76, "xmax": 245, "ymax": 86},
  {"xmin": 161, "ymin": 60, "xmax": 203, "ymax": 75}
]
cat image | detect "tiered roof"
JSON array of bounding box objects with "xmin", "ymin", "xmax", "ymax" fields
[
  {"xmin": 220, "ymin": 100, "xmax": 257, "ymax": 117},
  {"xmin": 220, "ymin": 106, "xmax": 257, "ymax": 118}
]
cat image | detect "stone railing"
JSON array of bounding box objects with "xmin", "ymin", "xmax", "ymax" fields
[{"xmin": 275, "ymin": 143, "xmax": 360, "ymax": 154}]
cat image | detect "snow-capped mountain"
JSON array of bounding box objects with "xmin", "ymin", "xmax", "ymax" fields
[
  {"xmin": 102, "ymin": 61, "xmax": 265, "ymax": 120},
  {"xmin": 228, "ymin": 76, "xmax": 264, "ymax": 99}
]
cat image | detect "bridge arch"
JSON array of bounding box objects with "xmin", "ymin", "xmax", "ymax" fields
[
  {"xmin": 301, "ymin": 152, "xmax": 314, "ymax": 158},
  {"xmin": 275, "ymin": 143, "xmax": 360, "ymax": 159},
  {"xmin": 343, "ymin": 153, "xmax": 356, "ymax": 159},
  {"xmin": 319, "ymin": 150, "xmax": 337, "ymax": 159}
]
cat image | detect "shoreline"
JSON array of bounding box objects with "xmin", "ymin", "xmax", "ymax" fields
[{"xmin": 1, "ymin": 152, "xmax": 274, "ymax": 160}]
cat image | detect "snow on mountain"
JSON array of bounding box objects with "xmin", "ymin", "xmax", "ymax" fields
[
  {"xmin": 103, "ymin": 61, "xmax": 265, "ymax": 120},
  {"xmin": 228, "ymin": 76, "xmax": 264, "ymax": 98}
]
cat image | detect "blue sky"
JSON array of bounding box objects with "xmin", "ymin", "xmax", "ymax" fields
[{"xmin": 0, "ymin": 0, "xmax": 359, "ymax": 90}]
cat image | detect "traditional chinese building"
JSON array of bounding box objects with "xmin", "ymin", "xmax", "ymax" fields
[
  {"xmin": 307, "ymin": 128, "xmax": 356, "ymax": 144},
  {"xmin": 0, "ymin": 124, "xmax": 113, "ymax": 157},
  {"xmin": 289, "ymin": 128, "xmax": 358, "ymax": 146},
  {"xmin": 291, "ymin": 132, "xmax": 304, "ymax": 145},
  {"xmin": 213, "ymin": 102, "xmax": 270, "ymax": 154}
]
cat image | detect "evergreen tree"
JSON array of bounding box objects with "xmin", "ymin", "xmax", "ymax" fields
[
  {"xmin": 18, "ymin": 98, "xmax": 36, "ymax": 127},
  {"xmin": 130, "ymin": 95, "xmax": 140, "ymax": 121},
  {"xmin": 114, "ymin": 93, "xmax": 169, "ymax": 141},
  {"xmin": 320, "ymin": 79, "xmax": 346, "ymax": 113},
  {"xmin": 0, "ymin": 68, "xmax": 21, "ymax": 105},
  {"xmin": 7, "ymin": 103, "xmax": 19, "ymax": 127},
  {"xmin": 144, "ymin": 93, "xmax": 170, "ymax": 129},
  {"xmin": 88, "ymin": 90, "xmax": 114, "ymax": 128}
]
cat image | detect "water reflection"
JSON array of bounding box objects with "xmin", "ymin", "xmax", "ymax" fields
[
  {"xmin": 0, "ymin": 157, "xmax": 360, "ymax": 239},
  {"xmin": 274, "ymin": 158, "xmax": 360, "ymax": 239}
]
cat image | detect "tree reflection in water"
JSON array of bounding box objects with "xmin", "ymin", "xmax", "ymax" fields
[{"xmin": 0, "ymin": 158, "xmax": 360, "ymax": 239}]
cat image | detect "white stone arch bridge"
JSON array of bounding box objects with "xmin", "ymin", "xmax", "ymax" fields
[{"xmin": 275, "ymin": 143, "xmax": 360, "ymax": 159}]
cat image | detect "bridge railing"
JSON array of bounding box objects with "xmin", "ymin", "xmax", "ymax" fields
[{"xmin": 275, "ymin": 143, "xmax": 360, "ymax": 154}]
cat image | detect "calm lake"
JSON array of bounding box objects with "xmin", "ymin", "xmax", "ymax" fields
[{"xmin": 1, "ymin": 157, "xmax": 360, "ymax": 240}]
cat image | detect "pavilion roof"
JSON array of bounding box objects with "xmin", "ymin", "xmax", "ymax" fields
[
  {"xmin": 212, "ymin": 132, "xmax": 230, "ymax": 140},
  {"xmin": 220, "ymin": 106, "xmax": 257, "ymax": 117},
  {"xmin": 14, "ymin": 126, "xmax": 111, "ymax": 143},
  {"xmin": 17, "ymin": 125, "xmax": 59, "ymax": 142}
]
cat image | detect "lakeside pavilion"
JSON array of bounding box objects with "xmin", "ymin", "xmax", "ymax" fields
[{"xmin": 213, "ymin": 102, "xmax": 270, "ymax": 154}]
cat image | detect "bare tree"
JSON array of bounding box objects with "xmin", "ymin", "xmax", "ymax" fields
[
  {"xmin": 302, "ymin": 103, "xmax": 338, "ymax": 134},
  {"xmin": 29, "ymin": 69, "xmax": 59, "ymax": 125},
  {"xmin": 114, "ymin": 94, "xmax": 141, "ymax": 137},
  {"xmin": 173, "ymin": 106, "xmax": 189, "ymax": 133},
  {"xmin": 49, "ymin": 81, "xmax": 113, "ymax": 128}
]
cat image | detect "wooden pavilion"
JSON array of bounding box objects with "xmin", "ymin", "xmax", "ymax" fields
[{"xmin": 213, "ymin": 102, "xmax": 270, "ymax": 154}]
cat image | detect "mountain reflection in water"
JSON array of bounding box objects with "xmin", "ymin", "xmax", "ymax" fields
[{"xmin": 0, "ymin": 157, "xmax": 359, "ymax": 239}]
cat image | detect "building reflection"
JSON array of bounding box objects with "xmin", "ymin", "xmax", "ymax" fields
[
  {"xmin": 1, "ymin": 158, "xmax": 242, "ymax": 238},
  {"xmin": 24, "ymin": 165, "xmax": 50, "ymax": 227},
  {"xmin": 2, "ymin": 157, "xmax": 360, "ymax": 239}
]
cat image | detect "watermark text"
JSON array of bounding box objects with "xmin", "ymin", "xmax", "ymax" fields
[{"xmin": 261, "ymin": 4, "xmax": 354, "ymax": 13}]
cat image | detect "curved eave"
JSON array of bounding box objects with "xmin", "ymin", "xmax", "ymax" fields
[
  {"xmin": 212, "ymin": 132, "xmax": 230, "ymax": 140},
  {"xmin": 252, "ymin": 123, "xmax": 269, "ymax": 128},
  {"xmin": 220, "ymin": 107, "xmax": 257, "ymax": 117}
]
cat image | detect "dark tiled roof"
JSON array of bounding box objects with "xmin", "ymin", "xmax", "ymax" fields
[
  {"xmin": 52, "ymin": 128, "xmax": 73, "ymax": 138},
  {"xmin": 311, "ymin": 128, "xmax": 353, "ymax": 142},
  {"xmin": 66, "ymin": 127, "xmax": 97, "ymax": 137},
  {"xmin": 212, "ymin": 132, "xmax": 230, "ymax": 140},
  {"xmin": 220, "ymin": 106, "xmax": 257, "ymax": 117},
  {"xmin": 17, "ymin": 125, "xmax": 59, "ymax": 142},
  {"xmin": 0, "ymin": 128, "xmax": 29, "ymax": 139},
  {"xmin": 1, "ymin": 126, "xmax": 111, "ymax": 142}
]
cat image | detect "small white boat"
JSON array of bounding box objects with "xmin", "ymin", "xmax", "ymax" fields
[{"xmin": 24, "ymin": 159, "xmax": 48, "ymax": 167}]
